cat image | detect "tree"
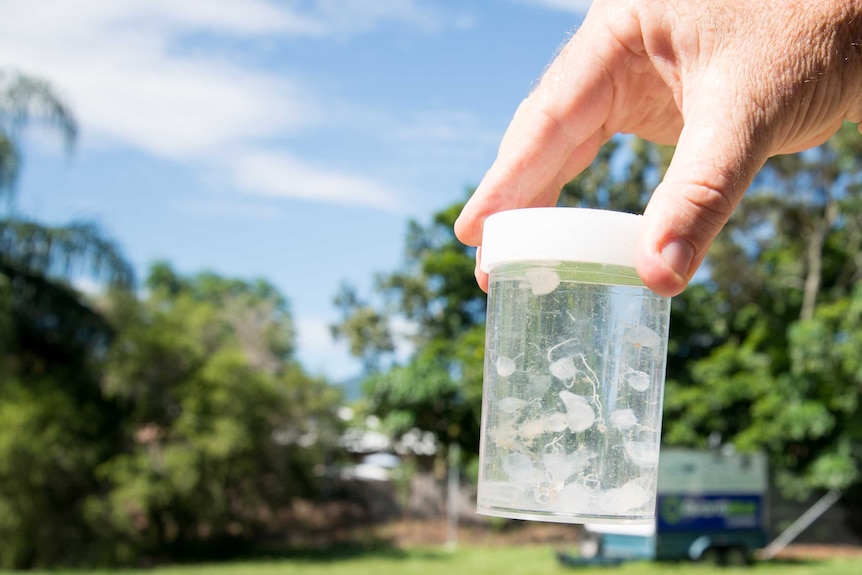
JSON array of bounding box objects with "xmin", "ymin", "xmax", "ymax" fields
[
  {"xmin": 662, "ymin": 122, "xmax": 862, "ymax": 498},
  {"xmin": 90, "ymin": 264, "xmax": 342, "ymax": 561},
  {"xmin": 0, "ymin": 70, "xmax": 135, "ymax": 568}
]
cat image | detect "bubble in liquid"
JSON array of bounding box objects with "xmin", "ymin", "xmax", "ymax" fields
[
  {"xmin": 609, "ymin": 408, "xmax": 638, "ymax": 430},
  {"xmin": 559, "ymin": 390, "xmax": 596, "ymax": 432},
  {"xmin": 550, "ymin": 357, "xmax": 577, "ymax": 380},
  {"xmin": 525, "ymin": 268, "xmax": 560, "ymax": 296},
  {"xmin": 625, "ymin": 370, "xmax": 651, "ymax": 392},
  {"xmin": 495, "ymin": 355, "xmax": 517, "ymax": 377},
  {"xmin": 502, "ymin": 452, "xmax": 540, "ymax": 483},
  {"xmin": 596, "ymin": 480, "xmax": 653, "ymax": 514},
  {"xmin": 625, "ymin": 325, "xmax": 661, "ymax": 349},
  {"xmin": 624, "ymin": 440, "xmax": 660, "ymax": 468},
  {"xmin": 557, "ymin": 483, "xmax": 594, "ymax": 514},
  {"xmin": 498, "ymin": 396, "xmax": 529, "ymax": 414}
]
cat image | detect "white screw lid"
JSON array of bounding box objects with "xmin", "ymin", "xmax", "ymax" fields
[{"xmin": 480, "ymin": 208, "xmax": 644, "ymax": 272}]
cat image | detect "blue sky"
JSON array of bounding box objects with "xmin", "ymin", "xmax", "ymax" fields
[{"xmin": 1, "ymin": 0, "xmax": 591, "ymax": 380}]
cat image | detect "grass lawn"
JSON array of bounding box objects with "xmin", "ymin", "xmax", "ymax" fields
[{"xmin": 4, "ymin": 545, "xmax": 860, "ymax": 575}]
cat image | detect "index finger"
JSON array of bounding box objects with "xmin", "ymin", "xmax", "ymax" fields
[{"xmin": 454, "ymin": 18, "xmax": 618, "ymax": 247}]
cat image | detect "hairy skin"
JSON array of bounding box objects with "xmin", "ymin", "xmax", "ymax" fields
[{"xmin": 454, "ymin": 0, "xmax": 862, "ymax": 297}]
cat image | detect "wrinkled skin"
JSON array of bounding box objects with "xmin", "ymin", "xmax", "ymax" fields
[{"xmin": 454, "ymin": 0, "xmax": 862, "ymax": 297}]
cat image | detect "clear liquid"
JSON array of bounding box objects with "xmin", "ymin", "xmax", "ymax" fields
[{"xmin": 477, "ymin": 261, "xmax": 670, "ymax": 524}]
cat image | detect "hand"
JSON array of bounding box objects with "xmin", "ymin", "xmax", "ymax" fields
[{"xmin": 454, "ymin": 0, "xmax": 862, "ymax": 297}]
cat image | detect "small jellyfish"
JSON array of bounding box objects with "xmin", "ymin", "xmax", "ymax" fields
[
  {"xmin": 609, "ymin": 408, "xmax": 638, "ymax": 430},
  {"xmin": 498, "ymin": 396, "xmax": 529, "ymax": 414},
  {"xmin": 525, "ymin": 268, "xmax": 560, "ymax": 296},
  {"xmin": 625, "ymin": 325, "xmax": 662, "ymax": 349},
  {"xmin": 625, "ymin": 370, "xmax": 651, "ymax": 392},
  {"xmin": 543, "ymin": 412, "xmax": 569, "ymax": 433},
  {"xmin": 542, "ymin": 448, "xmax": 587, "ymax": 482},
  {"xmin": 624, "ymin": 440, "xmax": 660, "ymax": 468},
  {"xmin": 527, "ymin": 374, "xmax": 552, "ymax": 396},
  {"xmin": 502, "ymin": 452, "xmax": 540, "ymax": 483},
  {"xmin": 517, "ymin": 413, "xmax": 566, "ymax": 439},
  {"xmin": 517, "ymin": 418, "xmax": 548, "ymax": 440},
  {"xmin": 596, "ymin": 481, "xmax": 652, "ymax": 514},
  {"xmin": 495, "ymin": 355, "xmax": 517, "ymax": 377},
  {"xmin": 559, "ymin": 390, "xmax": 596, "ymax": 432},
  {"xmin": 550, "ymin": 357, "xmax": 577, "ymax": 380},
  {"xmin": 556, "ymin": 483, "xmax": 594, "ymax": 514}
]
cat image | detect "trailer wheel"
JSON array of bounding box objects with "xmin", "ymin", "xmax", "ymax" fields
[
  {"xmin": 578, "ymin": 531, "xmax": 602, "ymax": 559},
  {"xmin": 723, "ymin": 546, "xmax": 753, "ymax": 566},
  {"xmin": 699, "ymin": 547, "xmax": 722, "ymax": 565}
]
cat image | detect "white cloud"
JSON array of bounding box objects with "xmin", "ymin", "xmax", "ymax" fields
[
  {"xmin": 517, "ymin": 0, "xmax": 593, "ymax": 14},
  {"xmin": 233, "ymin": 150, "xmax": 404, "ymax": 212},
  {"xmin": 0, "ymin": 0, "xmax": 447, "ymax": 210}
]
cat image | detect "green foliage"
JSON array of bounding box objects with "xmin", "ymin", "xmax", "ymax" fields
[
  {"xmin": 91, "ymin": 264, "xmax": 342, "ymax": 562},
  {"xmin": 0, "ymin": 70, "xmax": 77, "ymax": 198},
  {"xmin": 332, "ymin": 199, "xmax": 486, "ymax": 459}
]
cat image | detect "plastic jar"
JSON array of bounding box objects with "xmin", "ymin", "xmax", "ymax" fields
[{"xmin": 476, "ymin": 207, "xmax": 670, "ymax": 524}]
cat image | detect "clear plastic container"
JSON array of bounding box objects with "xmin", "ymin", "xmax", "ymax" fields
[{"xmin": 476, "ymin": 208, "xmax": 670, "ymax": 525}]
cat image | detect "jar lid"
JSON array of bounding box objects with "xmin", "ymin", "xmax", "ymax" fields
[{"xmin": 480, "ymin": 207, "xmax": 643, "ymax": 272}]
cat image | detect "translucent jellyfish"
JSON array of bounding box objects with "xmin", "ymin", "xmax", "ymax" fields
[
  {"xmin": 498, "ymin": 396, "xmax": 529, "ymax": 414},
  {"xmin": 542, "ymin": 448, "xmax": 587, "ymax": 482},
  {"xmin": 495, "ymin": 355, "xmax": 517, "ymax": 377},
  {"xmin": 596, "ymin": 481, "xmax": 653, "ymax": 514},
  {"xmin": 543, "ymin": 412, "xmax": 569, "ymax": 432},
  {"xmin": 525, "ymin": 268, "xmax": 560, "ymax": 296},
  {"xmin": 502, "ymin": 452, "xmax": 540, "ymax": 483},
  {"xmin": 624, "ymin": 370, "xmax": 651, "ymax": 392},
  {"xmin": 527, "ymin": 374, "xmax": 553, "ymax": 396},
  {"xmin": 624, "ymin": 440, "xmax": 660, "ymax": 468},
  {"xmin": 517, "ymin": 413, "xmax": 567, "ymax": 439},
  {"xmin": 609, "ymin": 408, "xmax": 638, "ymax": 430},
  {"xmin": 625, "ymin": 325, "xmax": 662, "ymax": 349},
  {"xmin": 559, "ymin": 390, "xmax": 596, "ymax": 432},
  {"xmin": 556, "ymin": 483, "xmax": 594, "ymax": 515},
  {"xmin": 550, "ymin": 357, "xmax": 577, "ymax": 380}
]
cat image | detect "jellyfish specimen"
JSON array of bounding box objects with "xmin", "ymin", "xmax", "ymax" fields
[
  {"xmin": 625, "ymin": 325, "xmax": 661, "ymax": 348},
  {"xmin": 609, "ymin": 408, "xmax": 638, "ymax": 430},
  {"xmin": 556, "ymin": 483, "xmax": 594, "ymax": 514},
  {"xmin": 525, "ymin": 268, "xmax": 561, "ymax": 296},
  {"xmin": 542, "ymin": 446, "xmax": 587, "ymax": 482},
  {"xmin": 502, "ymin": 452, "xmax": 540, "ymax": 483},
  {"xmin": 498, "ymin": 396, "xmax": 529, "ymax": 414},
  {"xmin": 495, "ymin": 355, "xmax": 517, "ymax": 377},
  {"xmin": 559, "ymin": 390, "xmax": 596, "ymax": 432},
  {"xmin": 596, "ymin": 480, "xmax": 652, "ymax": 514},
  {"xmin": 624, "ymin": 369, "xmax": 651, "ymax": 392},
  {"xmin": 624, "ymin": 440, "xmax": 660, "ymax": 468},
  {"xmin": 550, "ymin": 357, "xmax": 577, "ymax": 380},
  {"xmin": 518, "ymin": 412, "xmax": 568, "ymax": 439},
  {"xmin": 526, "ymin": 374, "xmax": 553, "ymax": 396}
]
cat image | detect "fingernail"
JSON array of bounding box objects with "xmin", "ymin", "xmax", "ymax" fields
[{"xmin": 660, "ymin": 239, "xmax": 695, "ymax": 277}]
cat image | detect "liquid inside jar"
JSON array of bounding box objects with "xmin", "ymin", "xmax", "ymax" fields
[{"xmin": 477, "ymin": 261, "xmax": 670, "ymax": 524}]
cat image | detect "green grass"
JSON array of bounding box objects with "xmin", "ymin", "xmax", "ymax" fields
[{"xmin": 2, "ymin": 545, "xmax": 859, "ymax": 575}]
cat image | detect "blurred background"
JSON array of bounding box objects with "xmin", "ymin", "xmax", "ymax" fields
[{"xmin": 1, "ymin": 0, "xmax": 861, "ymax": 572}]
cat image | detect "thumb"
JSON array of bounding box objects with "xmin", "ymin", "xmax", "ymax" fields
[{"xmin": 637, "ymin": 112, "xmax": 769, "ymax": 297}]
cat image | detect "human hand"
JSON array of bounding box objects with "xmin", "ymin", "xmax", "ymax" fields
[{"xmin": 454, "ymin": 0, "xmax": 862, "ymax": 297}]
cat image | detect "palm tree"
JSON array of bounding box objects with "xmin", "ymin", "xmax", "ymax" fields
[{"xmin": 0, "ymin": 69, "xmax": 134, "ymax": 372}]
